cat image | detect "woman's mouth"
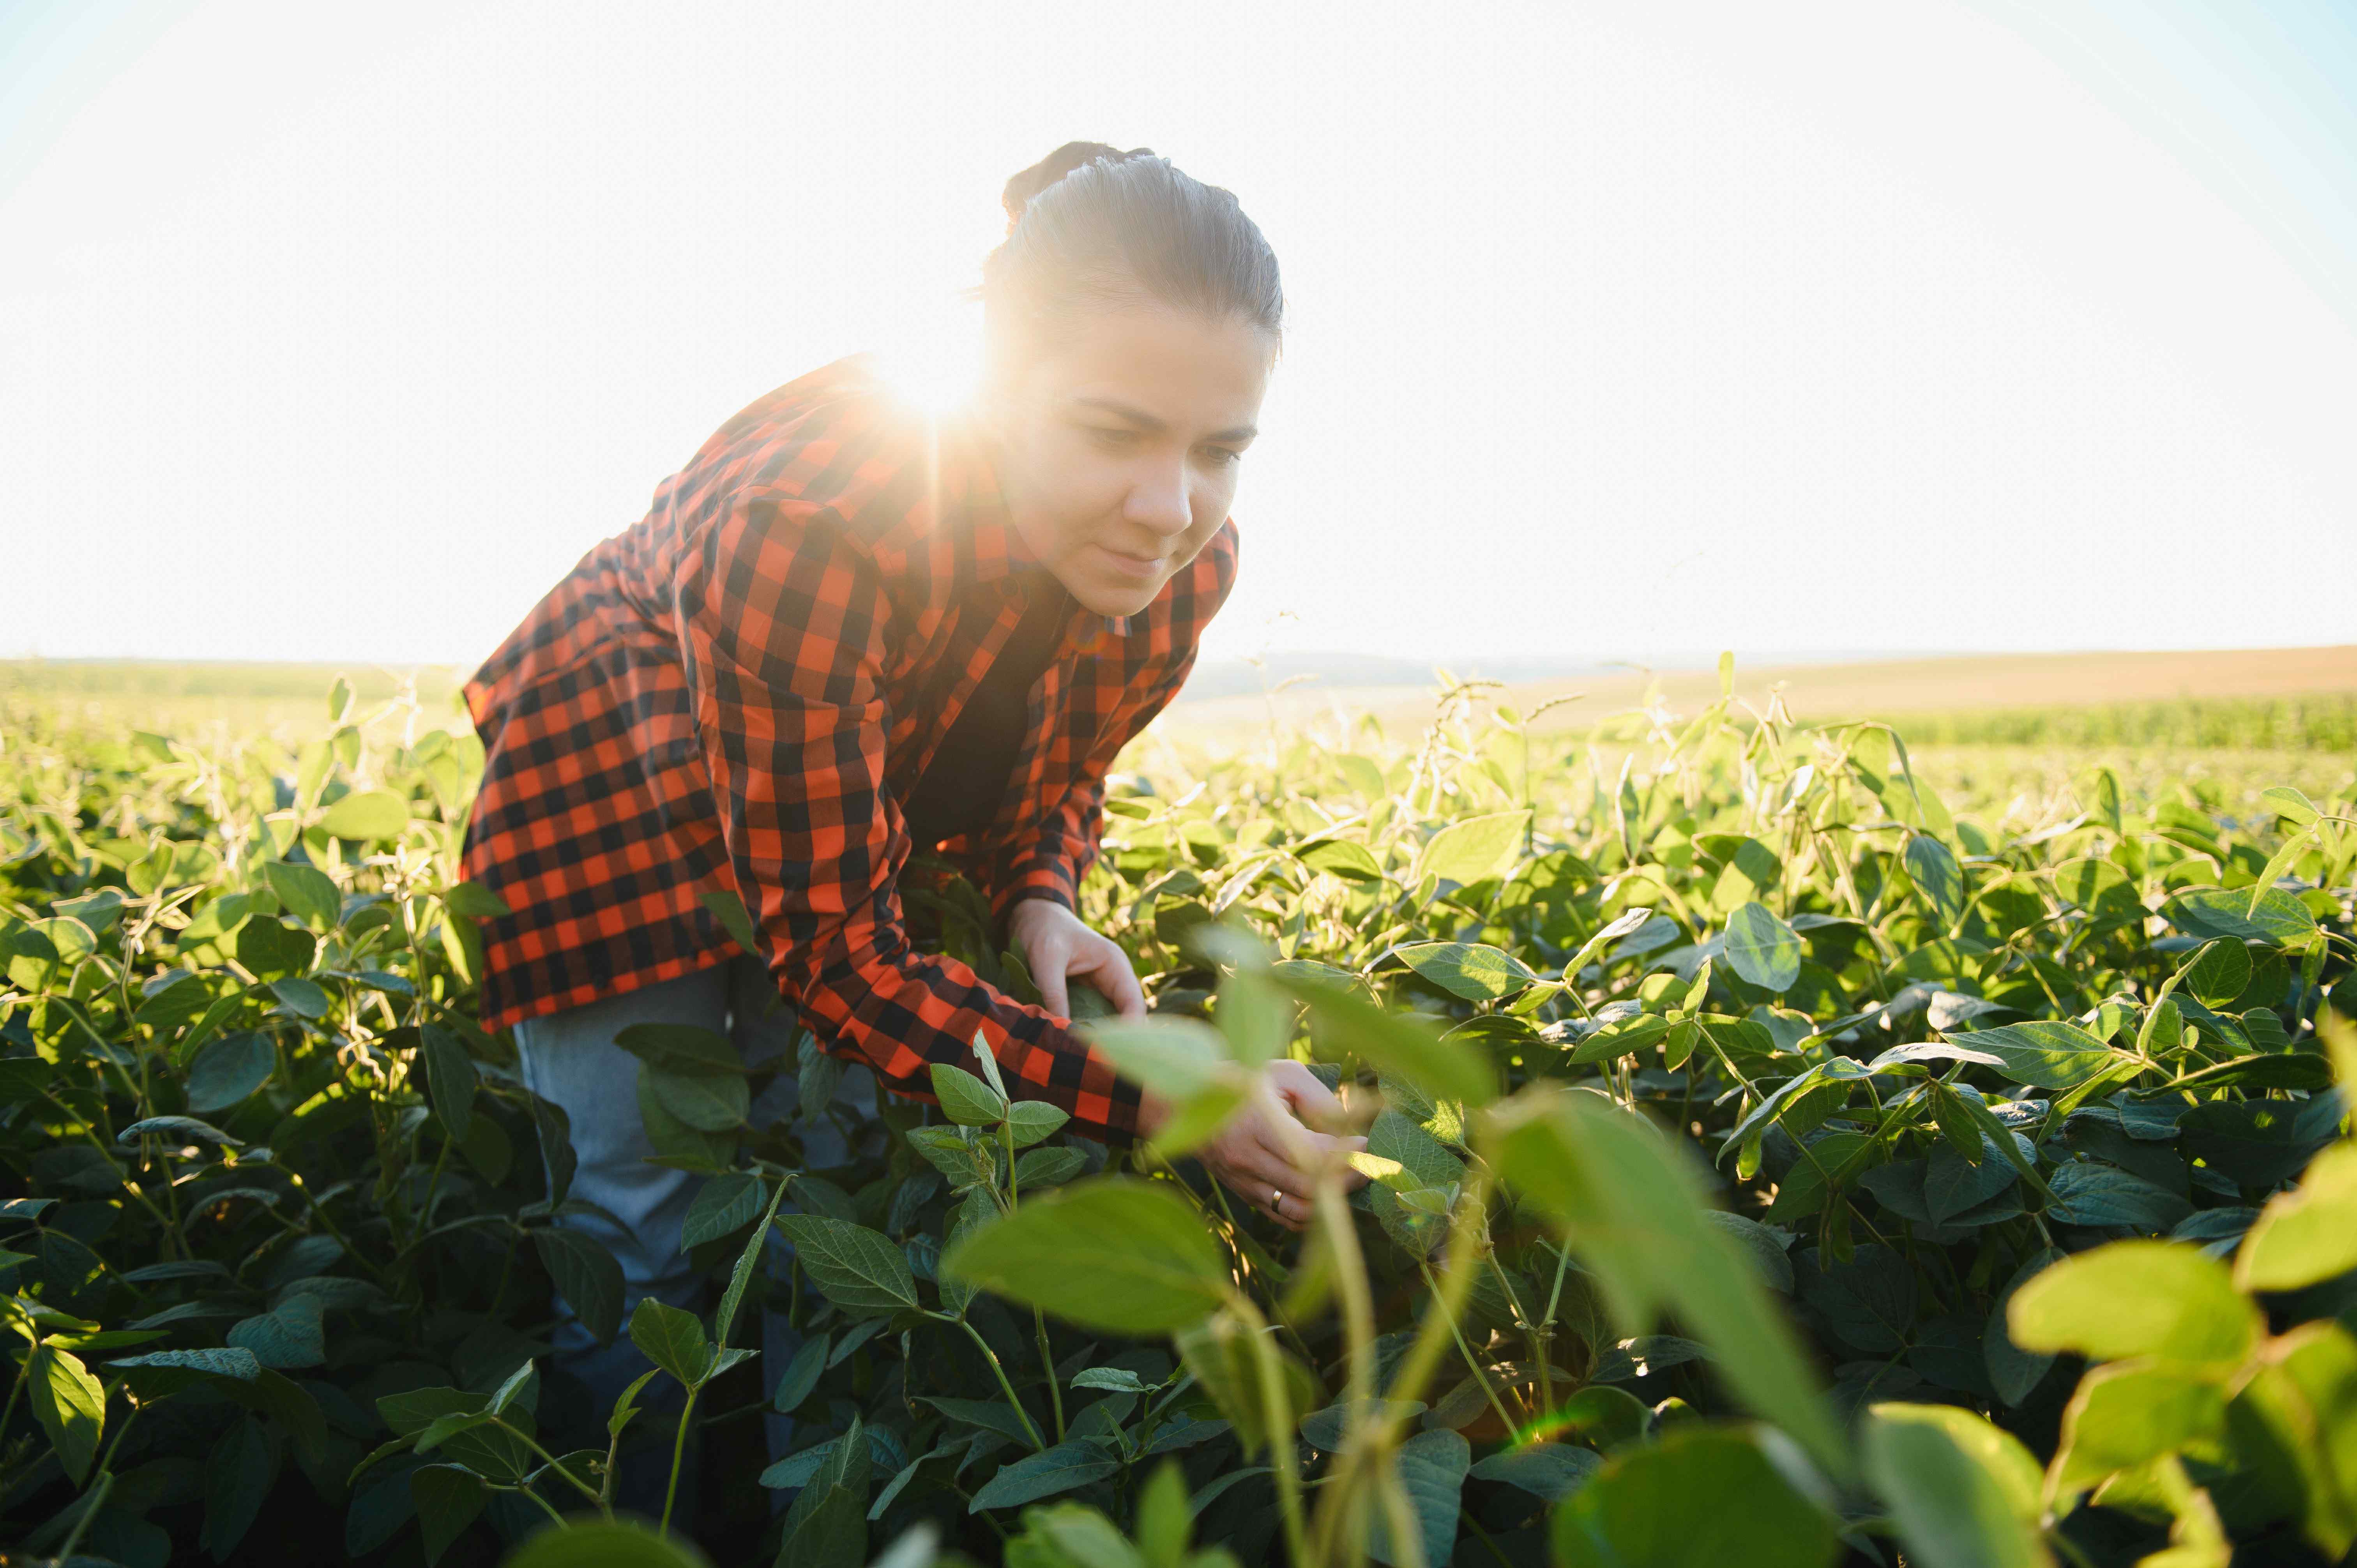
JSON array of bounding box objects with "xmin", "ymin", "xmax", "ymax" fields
[{"xmin": 1087, "ymin": 542, "xmax": 1165, "ymax": 583}]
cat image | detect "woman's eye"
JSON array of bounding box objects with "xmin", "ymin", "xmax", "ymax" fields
[
  {"xmin": 1199, "ymin": 447, "xmax": 1243, "ymax": 468},
  {"xmin": 1085, "ymin": 427, "xmax": 1136, "ymax": 449}
]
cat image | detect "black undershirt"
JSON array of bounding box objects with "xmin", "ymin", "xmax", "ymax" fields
[{"xmin": 900, "ymin": 578, "xmax": 1072, "ymax": 849}]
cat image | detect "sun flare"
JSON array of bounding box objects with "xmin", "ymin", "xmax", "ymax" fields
[{"xmin": 873, "ymin": 308, "xmax": 986, "ymax": 418}]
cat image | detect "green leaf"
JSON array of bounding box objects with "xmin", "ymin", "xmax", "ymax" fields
[
  {"xmin": 773, "ymin": 1333, "xmax": 829, "ymax": 1414},
  {"xmin": 2044, "ymin": 1162, "xmax": 2194, "ymax": 1231},
  {"xmin": 629, "ymin": 1297, "xmax": 714, "ymax": 1386},
  {"xmin": 118, "ymin": 1113, "xmax": 244, "ymax": 1147},
  {"xmin": 1007, "ymin": 1100, "xmax": 1070, "ymax": 1148},
  {"xmin": 185, "ymin": 1031, "xmax": 276, "ymax": 1113},
  {"xmin": 1081, "ymin": 1016, "xmax": 1235, "ymax": 1098},
  {"xmin": 226, "ymin": 1292, "xmax": 327, "ymax": 1370},
  {"xmin": 268, "ymin": 975, "xmax": 330, "ymax": 1017},
  {"xmin": 1394, "ymin": 941, "xmax": 1539, "ymax": 1000},
  {"xmin": 1175, "ymin": 1310, "xmax": 1319, "ymax": 1458},
  {"xmin": 774, "ymin": 1214, "xmax": 921, "ymax": 1316},
  {"xmin": 1016, "ymin": 1146, "xmax": 1089, "ymax": 1187},
  {"xmin": 533, "ymin": 1227, "xmax": 624, "ymax": 1344},
  {"xmin": 700, "ymin": 886, "xmax": 760, "ymax": 952},
  {"xmin": 2185, "ymin": 938, "xmax": 2253, "ymax": 1008},
  {"xmin": 2052, "ymin": 1361, "xmax": 2226, "ymax": 1494},
  {"xmin": 1723, "ymin": 902, "xmax": 1804, "ymax": 993},
  {"xmin": 1553, "ymin": 1424, "xmax": 1838, "ymax": 1568},
  {"xmin": 441, "ymin": 880, "xmax": 511, "ymax": 919},
  {"xmin": 317, "ymin": 789, "xmax": 410, "ymax": 842},
  {"xmin": 635, "ymin": 1066, "xmax": 735, "ymax": 1171},
  {"xmin": 412, "ymin": 1464, "xmax": 489, "ymax": 1566},
  {"xmin": 1489, "ymin": 1092, "xmax": 1846, "ymax": 1476},
  {"xmin": 263, "ymin": 860, "xmax": 342, "ymax": 931},
  {"xmin": 919, "ymin": 1395, "xmax": 1044, "ymax": 1446},
  {"xmin": 2238, "ymin": 1142, "xmax": 2357, "ymax": 1292},
  {"xmin": 968, "ymin": 1439, "xmax": 1121, "ymax": 1511},
  {"xmin": 488, "ymin": 1358, "xmax": 539, "ymax": 1417},
  {"xmin": 944, "ymin": 1177, "xmax": 1229, "ymax": 1335},
  {"xmin": 2008, "ymin": 1241, "xmax": 2257, "ymax": 1368},
  {"xmin": 2168, "ymin": 886, "xmax": 2318, "ymax": 948},
  {"xmin": 712, "ymin": 1174, "xmax": 797, "ymax": 1349},
  {"xmin": 1279, "ymin": 971, "xmax": 1496, "ymax": 1107},
  {"xmin": 781, "ymin": 1414, "xmax": 871, "ymax": 1559},
  {"xmin": 28, "ymin": 1344, "xmax": 106, "ymax": 1484},
  {"xmin": 502, "ymin": 1520, "xmax": 713, "ymax": 1568},
  {"xmin": 1863, "ymin": 1403, "xmax": 2043, "ymax": 1568},
  {"xmin": 1984, "ymin": 1248, "xmax": 2064, "ymax": 1407},
  {"xmin": 106, "ymin": 1346, "xmax": 263, "ymax": 1396},
  {"xmin": 1904, "ymin": 835, "xmax": 1966, "ymax": 930},
  {"xmin": 419, "ymin": 1022, "xmax": 476, "ymax": 1139},
  {"xmin": 649, "ymin": 1062, "xmax": 749, "ymax": 1132},
  {"xmin": 931, "ymin": 1062, "xmax": 1008, "ymax": 1126},
  {"xmin": 378, "ymin": 1386, "xmax": 486, "ymax": 1438},
  {"xmin": 1415, "ymin": 809, "xmax": 1529, "ymax": 887},
  {"xmin": 1368, "ymin": 1428, "xmax": 1469, "ymax": 1567},
  {"xmin": 2231, "ymin": 1321, "xmax": 2357, "ymax": 1557},
  {"xmin": 1939, "ymin": 1021, "xmax": 2126, "ymax": 1090},
  {"xmin": 605, "ymin": 1368, "xmax": 661, "ymax": 1443},
  {"xmin": 681, "ymin": 1170, "xmax": 766, "ymax": 1250},
  {"xmin": 613, "ymin": 1022, "xmax": 747, "ymax": 1075},
  {"xmin": 202, "ymin": 1415, "xmax": 277, "ymax": 1559},
  {"xmin": 1298, "ymin": 837, "xmax": 1383, "ymax": 883},
  {"xmin": 1468, "ymin": 1444, "xmax": 1601, "ymax": 1501}
]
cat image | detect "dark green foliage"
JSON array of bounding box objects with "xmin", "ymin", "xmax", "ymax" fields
[{"xmin": 1, "ymin": 679, "xmax": 2353, "ymax": 1566}]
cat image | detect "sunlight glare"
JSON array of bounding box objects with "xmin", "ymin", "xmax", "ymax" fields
[{"xmin": 872, "ymin": 297, "xmax": 987, "ymax": 418}]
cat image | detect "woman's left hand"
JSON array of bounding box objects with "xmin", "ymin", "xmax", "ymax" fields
[{"xmin": 1007, "ymin": 898, "xmax": 1148, "ymax": 1020}]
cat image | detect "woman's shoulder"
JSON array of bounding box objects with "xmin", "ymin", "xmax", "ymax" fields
[{"xmin": 673, "ymin": 355, "xmax": 953, "ymax": 551}]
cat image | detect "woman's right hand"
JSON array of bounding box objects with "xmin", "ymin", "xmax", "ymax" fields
[{"xmin": 1139, "ymin": 1059, "xmax": 1369, "ymax": 1233}]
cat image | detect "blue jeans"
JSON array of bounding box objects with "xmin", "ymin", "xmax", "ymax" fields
[{"xmin": 513, "ymin": 953, "xmax": 876, "ymax": 1513}]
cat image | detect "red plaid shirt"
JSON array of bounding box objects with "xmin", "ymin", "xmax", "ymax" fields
[{"xmin": 462, "ymin": 354, "xmax": 1237, "ymax": 1138}]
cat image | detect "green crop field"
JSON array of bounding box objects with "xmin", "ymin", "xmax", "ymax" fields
[{"xmin": 2, "ymin": 664, "xmax": 2355, "ymax": 1568}]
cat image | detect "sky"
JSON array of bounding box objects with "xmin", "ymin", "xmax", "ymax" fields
[{"xmin": 4, "ymin": 0, "xmax": 2353, "ymax": 671}]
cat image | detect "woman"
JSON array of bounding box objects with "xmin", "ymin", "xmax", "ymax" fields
[{"xmin": 460, "ymin": 143, "xmax": 1364, "ymax": 1474}]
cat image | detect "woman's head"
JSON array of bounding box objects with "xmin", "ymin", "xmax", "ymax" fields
[{"xmin": 977, "ymin": 143, "xmax": 1282, "ymax": 618}]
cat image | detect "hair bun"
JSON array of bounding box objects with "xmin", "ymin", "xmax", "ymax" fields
[{"xmin": 1000, "ymin": 141, "xmax": 1155, "ymax": 234}]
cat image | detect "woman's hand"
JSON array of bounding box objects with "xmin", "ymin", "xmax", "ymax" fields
[
  {"xmin": 1007, "ymin": 897, "xmax": 1148, "ymax": 1020},
  {"xmin": 1006, "ymin": 900, "xmax": 1366, "ymax": 1230},
  {"xmin": 1140, "ymin": 1061, "xmax": 1370, "ymax": 1233}
]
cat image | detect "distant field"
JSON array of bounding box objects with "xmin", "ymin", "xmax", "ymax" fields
[
  {"xmin": 9, "ymin": 648, "xmax": 2356, "ymax": 770},
  {"xmin": 1166, "ymin": 644, "xmax": 2357, "ymax": 745},
  {"xmin": 0, "ymin": 659, "xmax": 468, "ymax": 746}
]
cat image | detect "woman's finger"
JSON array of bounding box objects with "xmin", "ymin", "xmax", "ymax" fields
[
  {"xmin": 1029, "ymin": 934, "xmax": 1072, "ymax": 1017},
  {"xmin": 1205, "ymin": 1133, "xmax": 1299, "ymax": 1214},
  {"xmin": 1269, "ymin": 1060, "xmax": 1351, "ymax": 1134},
  {"xmin": 1258, "ymin": 1123, "xmax": 1362, "ymax": 1194},
  {"xmin": 1076, "ymin": 938, "xmax": 1148, "ymax": 1018}
]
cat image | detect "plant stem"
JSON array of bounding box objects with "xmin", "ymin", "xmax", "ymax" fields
[
  {"xmin": 658, "ymin": 1386, "xmax": 700, "ymax": 1537},
  {"xmin": 1228, "ymin": 1293, "xmax": 1309, "ymax": 1568},
  {"xmin": 416, "ymin": 1130, "xmax": 454, "ymax": 1234},
  {"xmin": 490, "ymin": 1418, "xmax": 608, "ymax": 1510},
  {"xmin": 1033, "ymin": 1308, "xmax": 1067, "ymax": 1442},
  {"xmin": 937, "ymin": 1313, "xmax": 1046, "ymax": 1451},
  {"xmin": 1483, "ymin": 1249, "xmax": 1553, "ymax": 1419},
  {"xmin": 1419, "ymin": 1261, "xmax": 1519, "ymax": 1433},
  {"xmin": 505, "ymin": 1481, "xmax": 569, "ymax": 1528}
]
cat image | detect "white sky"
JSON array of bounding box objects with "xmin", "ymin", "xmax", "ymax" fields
[{"xmin": 4, "ymin": 0, "xmax": 2353, "ymax": 669}]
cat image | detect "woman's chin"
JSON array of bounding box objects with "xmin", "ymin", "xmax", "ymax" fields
[{"xmin": 1065, "ymin": 572, "xmax": 1163, "ymax": 620}]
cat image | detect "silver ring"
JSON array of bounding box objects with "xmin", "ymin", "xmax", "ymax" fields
[{"xmin": 1271, "ymin": 1186, "xmax": 1284, "ymax": 1211}]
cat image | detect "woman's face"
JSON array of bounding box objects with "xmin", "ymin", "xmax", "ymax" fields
[{"xmin": 985, "ymin": 302, "xmax": 1274, "ymax": 618}]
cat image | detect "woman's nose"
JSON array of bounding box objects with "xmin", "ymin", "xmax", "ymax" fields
[{"xmin": 1123, "ymin": 459, "xmax": 1192, "ymax": 537}]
